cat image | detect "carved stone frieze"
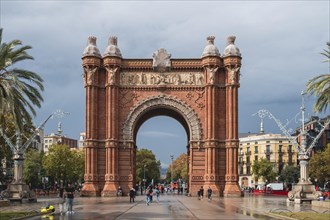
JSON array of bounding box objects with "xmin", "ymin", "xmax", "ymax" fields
[
  {"xmin": 122, "ymin": 95, "xmax": 203, "ymax": 141},
  {"xmin": 120, "ymin": 71, "xmax": 204, "ymax": 86}
]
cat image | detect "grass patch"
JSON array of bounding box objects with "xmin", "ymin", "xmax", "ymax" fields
[
  {"xmin": 273, "ymin": 211, "xmax": 330, "ymax": 220},
  {"xmin": 0, "ymin": 211, "xmax": 39, "ymax": 220}
]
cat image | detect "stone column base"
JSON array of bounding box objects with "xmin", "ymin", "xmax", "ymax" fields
[
  {"xmin": 1, "ymin": 182, "xmax": 36, "ymax": 202},
  {"xmin": 101, "ymin": 182, "xmax": 118, "ymax": 197},
  {"xmin": 80, "ymin": 182, "xmax": 100, "ymax": 197},
  {"xmin": 223, "ymin": 183, "xmax": 243, "ymax": 197}
]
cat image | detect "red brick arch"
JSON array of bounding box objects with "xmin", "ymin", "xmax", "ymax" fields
[
  {"xmin": 81, "ymin": 36, "xmax": 243, "ymax": 197},
  {"xmin": 122, "ymin": 95, "xmax": 202, "ymax": 142}
]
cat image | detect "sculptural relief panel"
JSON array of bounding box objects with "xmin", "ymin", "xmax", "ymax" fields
[{"xmin": 120, "ymin": 72, "xmax": 204, "ymax": 86}]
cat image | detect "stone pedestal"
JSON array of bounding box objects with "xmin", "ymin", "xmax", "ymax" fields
[
  {"xmin": 1, "ymin": 181, "xmax": 36, "ymax": 202},
  {"xmin": 223, "ymin": 183, "xmax": 243, "ymax": 197},
  {"xmin": 287, "ymin": 181, "xmax": 322, "ymax": 204},
  {"xmin": 81, "ymin": 182, "xmax": 100, "ymax": 197},
  {"xmin": 287, "ymin": 158, "xmax": 322, "ymax": 203},
  {"xmin": 101, "ymin": 182, "xmax": 118, "ymax": 197},
  {"xmin": 0, "ymin": 155, "xmax": 36, "ymax": 202}
]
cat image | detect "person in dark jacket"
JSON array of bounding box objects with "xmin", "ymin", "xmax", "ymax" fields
[{"xmin": 129, "ymin": 188, "xmax": 135, "ymax": 203}]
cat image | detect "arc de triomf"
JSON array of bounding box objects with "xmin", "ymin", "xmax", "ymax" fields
[{"xmin": 81, "ymin": 35, "xmax": 243, "ymax": 197}]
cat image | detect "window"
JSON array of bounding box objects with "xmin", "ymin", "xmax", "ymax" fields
[
  {"xmin": 247, "ymin": 147, "xmax": 250, "ymax": 153},
  {"xmin": 254, "ymin": 146, "xmax": 258, "ymax": 153},
  {"xmin": 279, "ymin": 145, "xmax": 282, "ymax": 153},
  {"xmin": 266, "ymin": 145, "xmax": 270, "ymax": 153},
  {"xmin": 246, "ymin": 156, "xmax": 250, "ymax": 164},
  {"xmin": 247, "ymin": 166, "xmax": 251, "ymax": 175},
  {"xmin": 255, "ymin": 155, "xmax": 258, "ymax": 161},
  {"xmin": 288, "ymin": 145, "xmax": 292, "ymax": 153}
]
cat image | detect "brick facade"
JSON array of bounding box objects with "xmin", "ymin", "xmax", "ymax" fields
[{"xmin": 81, "ymin": 36, "xmax": 243, "ymax": 197}]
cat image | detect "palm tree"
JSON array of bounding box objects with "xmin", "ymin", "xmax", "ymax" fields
[
  {"xmin": 0, "ymin": 28, "xmax": 44, "ymax": 131},
  {"xmin": 306, "ymin": 42, "xmax": 330, "ymax": 113}
]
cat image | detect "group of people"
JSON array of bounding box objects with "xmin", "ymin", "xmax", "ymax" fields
[
  {"xmin": 198, "ymin": 186, "xmax": 213, "ymax": 201},
  {"xmin": 145, "ymin": 185, "xmax": 161, "ymax": 205},
  {"xmin": 58, "ymin": 183, "xmax": 76, "ymax": 215}
]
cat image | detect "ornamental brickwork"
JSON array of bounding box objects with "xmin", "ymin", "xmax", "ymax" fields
[{"xmin": 81, "ymin": 36, "xmax": 243, "ymax": 197}]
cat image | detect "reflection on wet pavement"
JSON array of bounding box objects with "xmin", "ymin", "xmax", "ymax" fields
[{"xmin": 1, "ymin": 192, "xmax": 329, "ymax": 219}]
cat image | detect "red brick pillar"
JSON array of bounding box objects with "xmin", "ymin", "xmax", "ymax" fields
[
  {"xmin": 81, "ymin": 53, "xmax": 102, "ymax": 196},
  {"xmin": 102, "ymin": 55, "xmax": 121, "ymax": 196},
  {"xmin": 201, "ymin": 36, "xmax": 222, "ymax": 196},
  {"xmin": 223, "ymin": 55, "xmax": 243, "ymax": 197}
]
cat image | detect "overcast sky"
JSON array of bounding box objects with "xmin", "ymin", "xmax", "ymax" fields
[{"xmin": 1, "ymin": 1, "xmax": 329, "ymax": 167}]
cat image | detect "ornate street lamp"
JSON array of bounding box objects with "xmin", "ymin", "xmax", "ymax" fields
[
  {"xmin": 0, "ymin": 110, "xmax": 69, "ymax": 202},
  {"xmin": 254, "ymin": 92, "xmax": 329, "ymax": 203}
]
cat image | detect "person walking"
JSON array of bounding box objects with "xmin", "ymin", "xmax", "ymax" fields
[
  {"xmin": 199, "ymin": 186, "xmax": 204, "ymax": 200},
  {"xmin": 58, "ymin": 187, "xmax": 65, "ymax": 215},
  {"xmin": 65, "ymin": 183, "xmax": 75, "ymax": 214},
  {"xmin": 207, "ymin": 186, "xmax": 212, "ymax": 201},
  {"xmin": 129, "ymin": 188, "xmax": 135, "ymax": 203},
  {"xmin": 146, "ymin": 186, "xmax": 151, "ymax": 206},
  {"xmin": 155, "ymin": 187, "xmax": 160, "ymax": 202}
]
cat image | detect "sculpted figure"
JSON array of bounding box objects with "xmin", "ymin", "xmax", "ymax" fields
[
  {"xmin": 227, "ymin": 65, "xmax": 240, "ymax": 84},
  {"xmin": 196, "ymin": 73, "xmax": 203, "ymax": 85},
  {"xmin": 209, "ymin": 67, "xmax": 218, "ymax": 84},
  {"xmin": 84, "ymin": 66, "xmax": 98, "ymax": 84},
  {"xmin": 106, "ymin": 67, "xmax": 118, "ymax": 85}
]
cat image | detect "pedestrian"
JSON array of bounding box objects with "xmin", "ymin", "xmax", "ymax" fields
[
  {"xmin": 199, "ymin": 186, "xmax": 204, "ymax": 200},
  {"xmin": 65, "ymin": 183, "xmax": 75, "ymax": 214},
  {"xmin": 207, "ymin": 186, "xmax": 212, "ymax": 201},
  {"xmin": 149, "ymin": 186, "xmax": 153, "ymax": 203},
  {"xmin": 129, "ymin": 188, "xmax": 135, "ymax": 203},
  {"xmin": 155, "ymin": 187, "xmax": 160, "ymax": 202},
  {"xmin": 58, "ymin": 187, "xmax": 66, "ymax": 215},
  {"xmin": 146, "ymin": 186, "xmax": 151, "ymax": 206}
]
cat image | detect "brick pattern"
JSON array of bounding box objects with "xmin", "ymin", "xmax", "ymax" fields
[{"xmin": 81, "ymin": 53, "xmax": 242, "ymax": 197}]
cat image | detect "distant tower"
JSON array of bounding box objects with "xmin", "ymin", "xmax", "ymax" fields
[{"xmin": 57, "ymin": 121, "xmax": 62, "ymax": 135}]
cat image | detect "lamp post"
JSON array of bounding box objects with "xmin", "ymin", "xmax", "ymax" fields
[
  {"xmin": 143, "ymin": 164, "xmax": 146, "ymax": 191},
  {"xmin": 0, "ymin": 109, "xmax": 69, "ymax": 202},
  {"xmin": 254, "ymin": 92, "xmax": 329, "ymax": 203},
  {"xmin": 170, "ymin": 154, "xmax": 174, "ymax": 185}
]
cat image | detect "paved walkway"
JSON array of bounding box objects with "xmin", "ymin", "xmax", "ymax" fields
[{"xmin": 1, "ymin": 193, "xmax": 329, "ymax": 219}]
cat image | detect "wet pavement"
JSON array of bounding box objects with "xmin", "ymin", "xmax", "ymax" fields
[{"xmin": 1, "ymin": 192, "xmax": 329, "ymax": 219}]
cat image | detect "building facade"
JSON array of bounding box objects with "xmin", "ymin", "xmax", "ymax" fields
[
  {"xmin": 296, "ymin": 116, "xmax": 330, "ymax": 153},
  {"xmin": 239, "ymin": 133, "xmax": 298, "ymax": 188},
  {"xmin": 43, "ymin": 123, "xmax": 77, "ymax": 153}
]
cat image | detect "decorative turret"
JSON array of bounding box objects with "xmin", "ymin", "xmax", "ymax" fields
[
  {"xmin": 201, "ymin": 36, "xmax": 220, "ymax": 58},
  {"xmin": 223, "ymin": 36, "xmax": 241, "ymax": 57},
  {"xmin": 82, "ymin": 36, "xmax": 101, "ymax": 58},
  {"xmin": 103, "ymin": 36, "xmax": 122, "ymax": 58}
]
